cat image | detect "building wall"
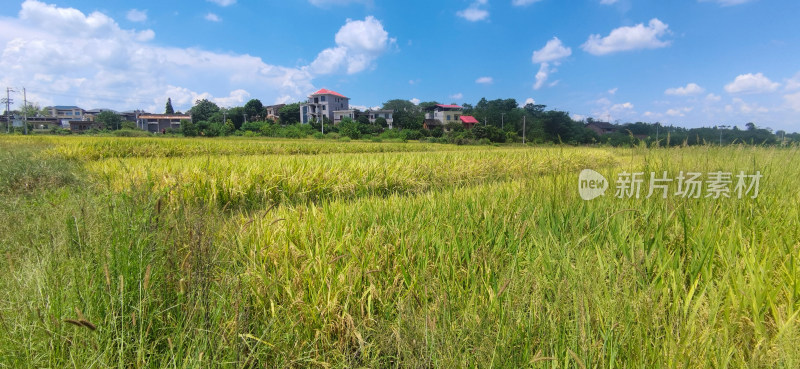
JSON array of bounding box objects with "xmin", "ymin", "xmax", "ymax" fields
[
  {"xmin": 301, "ymin": 94, "xmax": 349, "ymax": 124},
  {"xmin": 426, "ymin": 109, "xmax": 463, "ymax": 124}
]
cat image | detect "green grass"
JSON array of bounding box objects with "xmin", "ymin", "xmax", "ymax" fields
[{"xmin": 0, "ymin": 136, "xmax": 798, "ymax": 368}]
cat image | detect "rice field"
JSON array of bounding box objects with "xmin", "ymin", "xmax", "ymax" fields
[{"xmin": 0, "ymin": 136, "xmax": 798, "ymax": 368}]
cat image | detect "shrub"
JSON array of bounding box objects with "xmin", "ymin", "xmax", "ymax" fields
[{"xmin": 113, "ymin": 129, "xmax": 151, "ymax": 137}]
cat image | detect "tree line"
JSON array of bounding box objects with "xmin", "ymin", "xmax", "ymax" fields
[{"xmin": 9, "ymin": 96, "xmax": 796, "ymax": 146}]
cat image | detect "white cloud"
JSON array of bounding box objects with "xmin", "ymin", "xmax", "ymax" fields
[
  {"xmin": 205, "ymin": 13, "xmax": 221, "ymax": 22},
  {"xmin": 783, "ymin": 92, "xmax": 800, "ymax": 112},
  {"xmin": 705, "ymin": 93, "xmax": 722, "ymax": 102},
  {"xmin": 611, "ymin": 102, "xmax": 634, "ymax": 111},
  {"xmin": 698, "ymin": 0, "xmax": 755, "ymax": 6},
  {"xmin": 212, "ymin": 89, "xmax": 250, "ymax": 108},
  {"xmin": 724, "ymin": 73, "xmax": 780, "ymax": 94},
  {"xmin": 600, "ymin": 0, "xmax": 618, "ymax": 4},
  {"xmin": 523, "ymin": 97, "xmax": 536, "ymax": 105},
  {"xmin": 126, "ymin": 9, "xmax": 147, "ymax": 23},
  {"xmin": 531, "ymin": 37, "xmax": 570, "ymax": 90},
  {"xmin": 0, "ymin": 1, "xmax": 392, "ymax": 113},
  {"xmin": 309, "ymin": 16, "xmax": 394, "ymax": 75},
  {"xmin": 665, "ymin": 82, "xmax": 705, "ymax": 96},
  {"xmin": 476, "ymin": 76, "xmax": 493, "ymax": 84},
  {"xmin": 450, "ymin": 93, "xmax": 464, "ymax": 100},
  {"xmin": 457, "ymin": 1, "xmax": 489, "ymax": 22},
  {"xmin": 512, "ymin": 0, "xmax": 543, "ymax": 6},
  {"xmin": 581, "ymin": 18, "xmax": 671, "ymax": 55},
  {"xmin": 728, "ymin": 97, "xmax": 769, "ymax": 114},
  {"xmin": 666, "ymin": 107, "xmax": 692, "ymax": 117},
  {"xmin": 608, "ymin": 88, "xmax": 618, "ymax": 95},
  {"xmin": 784, "ymin": 72, "xmax": 800, "ymax": 91},
  {"xmin": 410, "ymin": 98, "xmax": 420, "ymax": 105},
  {"xmin": 532, "ymin": 37, "xmax": 572, "ymax": 64},
  {"xmin": 533, "ymin": 63, "xmax": 554, "ymax": 90},
  {"xmin": 207, "ymin": 0, "xmax": 236, "ymax": 6}
]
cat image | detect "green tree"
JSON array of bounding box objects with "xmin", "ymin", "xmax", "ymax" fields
[
  {"xmin": 279, "ymin": 103, "xmax": 301, "ymax": 125},
  {"xmin": 381, "ymin": 99, "xmax": 420, "ymax": 113},
  {"xmin": 95, "ymin": 111, "xmax": 122, "ymax": 130},
  {"xmin": 244, "ymin": 99, "xmax": 265, "ymax": 121},
  {"xmin": 165, "ymin": 98, "xmax": 174, "ymax": 114},
  {"xmin": 338, "ymin": 117, "xmax": 361, "ymax": 139},
  {"xmin": 181, "ymin": 119, "xmax": 198, "ymax": 137},
  {"xmin": 189, "ymin": 99, "xmax": 220, "ymax": 123},
  {"xmin": 374, "ymin": 117, "xmax": 388, "ymax": 128}
]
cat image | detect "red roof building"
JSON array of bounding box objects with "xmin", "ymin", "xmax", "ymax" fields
[
  {"xmin": 310, "ymin": 89, "xmax": 347, "ymax": 98},
  {"xmin": 301, "ymin": 88, "xmax": 350, "ymax": 124},
  {"xmin": 459, "ymin": 115, "xmax": 479, "ymax": 129}
]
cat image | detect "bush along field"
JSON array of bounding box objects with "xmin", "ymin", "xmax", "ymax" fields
[{"xmin": 0, "ymin": 135, "xmax": 798, "ymax": 368}]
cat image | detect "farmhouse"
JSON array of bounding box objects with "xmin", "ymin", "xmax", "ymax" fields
[{"xmin": 136, "ymin": 114, "xmax": 191, "ymax": 133}]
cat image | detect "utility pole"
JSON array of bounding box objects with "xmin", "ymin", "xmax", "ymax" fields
[
  {"xmin": 500, "ymin": 113, "xmax": 505, "ymax": 129},
  {"xmin": 4, "ymin": 87, "xmax": 14, "ymax": 133},
  {"xmin": 655, "ymin": 123, "xmax": 659, "ymax": 146},
  {"xmin": 23, "ymin": 88, "xmax": 28, "ymax": 135},
  {"xmin": 243, "ymin": 113, "xmax": 247, "ymax": 124},
  {"xmin": 522, "ymin": 115, "xmax": 526, "ymax": 144}
]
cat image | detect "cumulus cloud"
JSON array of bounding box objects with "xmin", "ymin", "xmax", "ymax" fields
[
  {"xmin": 666, "ymin": 107, "xmax": 692, "ymax": 117},
  {"xmin": 410, "ymin": 98, "xmax": 420, "ymax": 105},
  {"xmin": 706, "ymin": 93, "xmax": 722, "ymax": 102},
  {"xmin": 665, "ymin": 82, "xmax": 705, "ymax": 96},
  {"xmin": 581, "ymin": 18, "xmax": 671, "ymax": 55},
  {"xmin": 724, "ymin": 73, "xmax": 780, "ymax": 94},
  {"xmin": 726, "ymin": 97, "xmax": 769, "ymax": 114},
  {"xmin": 531, "ymin": 37, "xmax": 570, "ymax": 90},
  {"xmin": 784, "ymin": 72, "xmax": 800, "ymax": 91},
  {"xmin": 457, "ymin": 0, "xmax": 489, "ymax": 22},
  {"xmin": 532, "ymin": 37, "xmax": 572, "ymax": 63},
  {"xmin": 784, "ymin": 92, "xmax": 800, "ymax": 112},
  {"xmin": 608, "ymin": 88, "xmax": 618, "ymax": 95},
  {"xmin": 126, "ymin": 9, "xmax": 147, "ymax": 22},
  {"xmin": 207, "ymin": 0, "xmax": 236, "ymax": 6},
  {"xmin": 533, "ymin": 63, "xmax": 554, "ymax": 90},
  {"xmin": 309, "ymin": 16, "xmax": 394, "ymax": 75},
  {"xmin": 512, "ymin": 0, "xmax": 543, "ymax": 6},
  {"xmin": 0, "ymin": 1, "xmax": 393, "ymax": 112},
  {"xmin": 205, "ymin": 13, "xmax": 221, "ymax": 22},
  {"xmin": 611, "ymin": 102, "xmax": 634, "ymax": 111},
  {"xmin": 523, "ymin": 97, "xmax": 536, "ymax": 105},
  {"xmin": 476, "ymin": 76, "xmax": 493, "ymax": 84},
  {"xmin": 450, "ymin": 93, "xmax": 464, "ymax": 100}
]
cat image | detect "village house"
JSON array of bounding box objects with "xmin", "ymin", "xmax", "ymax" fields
[{"xmin": 136, "ymin": 114, "xmax": 191, "ymax": 133}]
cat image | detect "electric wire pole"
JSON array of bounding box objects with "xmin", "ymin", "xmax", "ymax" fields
[
  {"xmin": 522, "ymin": 115, "xmax": 526, "ymax": 144},
  {"xmin": 4, "ymin": 87, "xmax": 15, "ymax": 133},
  {"xmin": 23, "ymin": 87, "xmax": 28, "ymax": 135}
]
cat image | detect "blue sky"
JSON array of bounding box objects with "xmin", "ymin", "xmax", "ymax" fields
[{"xmin": 1, "ymin": 0, "xmax": 798, "ymax": 130}]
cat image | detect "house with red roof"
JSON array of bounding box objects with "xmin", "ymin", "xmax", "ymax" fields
[
  {"xmin": 300, "ymin": 88, "xmax": 350, "ymax": 124},
  {"xmin": 459, "ymin": 115, "xmax": 479, "ymax": 129}
]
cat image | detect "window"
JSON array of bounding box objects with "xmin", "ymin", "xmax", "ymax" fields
[
  {"xmin": 446, "ymin": 115, "xmax": 451, "ymax": 121},
  {"xmin": 321, "ymin": 96, "xmax": 326, "ymax": 102},
  {"xmin": 322, "ymin": 105, "xmax": 326, "ymax": 111}
]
